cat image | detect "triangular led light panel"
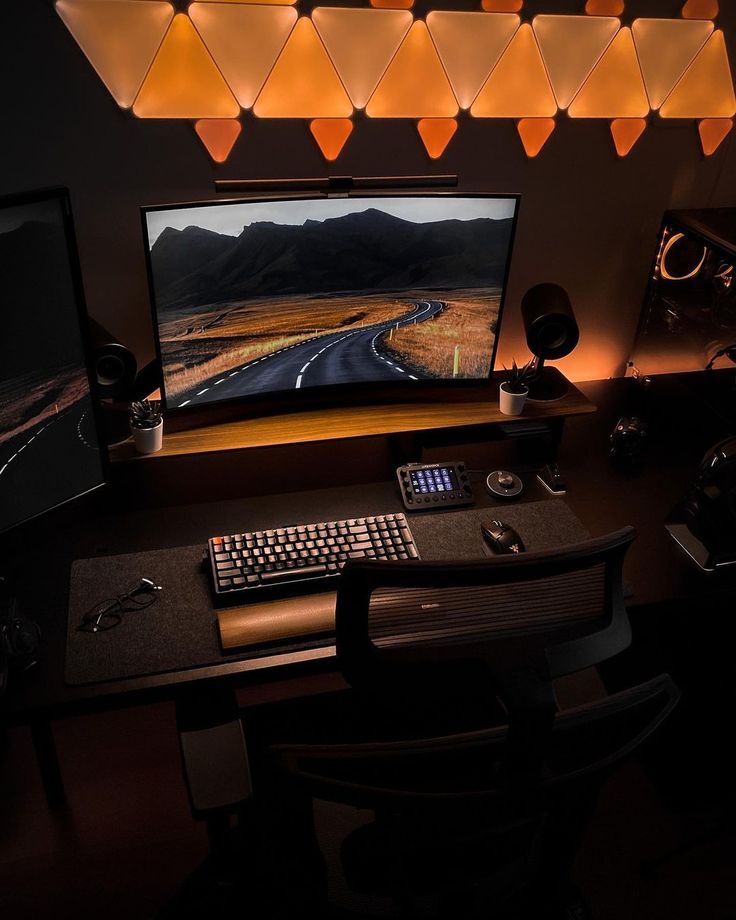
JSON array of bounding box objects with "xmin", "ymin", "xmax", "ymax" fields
[
  {"xmin": 632, "ymin": 18, "xmax": 713, "ymax": 110},
  {"xmin": 610, "ymin": 118, "xmax": 646, "ymax": 156},
  {"xmin": 585, "ymin": 1, "xmax": 624, "ymax": 14},
  {"xmin": 660, "ymin": 31, "xmax": 736, "ymax": 119},
  {"xmin": 681, "ymin": 1, "xmax": 718, "ymax": 19},
  {"xmin": 310, "ymin": 119, "xmax": 353, "ymax": 161},
  {"xmin": 370, "ymin": 0, "xmax": 414, "ymax": 9},
  {"xmin": 195, "ymin": 118, "xmax": 242, "ymax": 163},
  {"xmin": 481, "ymin": 1, "xmax": 523, "ymax": 11},
  {"xmin": 568, "ymin": 27, "xmax": 648, "ymax": 118},
  {"xmin": 366, "ymin": 22, "xmax": 458, "ymax": 118},
  {"xmin": 55, "ymin": 0, "xmax": 174, "ymax": 108},
  {"xmin": 189, "ymin": 3, "xmax": 297, "ymax": 109},
  {"xmin": 133, "ymin": 14, "xmax": 239, "ymax": 118},
  {"xmin": 312, "ymin": 7, "xmax": 412, "ymax": 109},
  {"xmin": 516, "ymin": 118, "xmax": 555, "ymax": 156},
  {"xmin": 417, "ymin": 118, "xmax": 458, "ymax": 158},
  {"xmin": 533, "ymin": 15, "xmax": 619, "ymax": 110},
  {"xmin": 471, "ymin": 23, "xmax": 557, "ymax": 119},
  {"xmin": 698, "ymin": 118, "xmax": 733, "ymax": 155},
  {"xmin": 253, "ymin": 18, "xmax": 353, "ymax": 118},
  {"xmin": 426, "ymin": 11, "xmax": 520, "ymax": 110}
]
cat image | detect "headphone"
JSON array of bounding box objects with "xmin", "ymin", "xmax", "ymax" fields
[
  {"xmin": 682, "ymin": 437, "xmax": 736, "ymax": 546},
  {"xmin": 0, "ymin": 603, "xmax": 41, "ymax": 697}
]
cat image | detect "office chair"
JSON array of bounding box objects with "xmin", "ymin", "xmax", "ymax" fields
[
  {"xmin": 173, "ymin": 527, "xmax": 680, "ymax": 918},
  {"xmin": 239, "ymin": 527, "xmax": 678, "ymax": 919}
]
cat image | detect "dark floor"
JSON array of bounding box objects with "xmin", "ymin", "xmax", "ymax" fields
[{"xmin": 1, "ymin": 698, "xmax": 735, "ymax": 920}]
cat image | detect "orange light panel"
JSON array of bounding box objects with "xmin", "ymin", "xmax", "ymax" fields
[
  {"xmin": 366, "ymin": 22, "xmax": 458, "ymax": 119},
  {"xmin": 55, "ymin": 0, "xmax": 174, "ymax": 108},
  {"xmin": 426, "ymin": 11, "xmax": 519, "ymax": 110},
  {"xmin": 309, "ymin": 118, "xmax": 353, "ymax": 160},
  {"xmin": 197, "ymin": 0, "xmax": 295, "ymax": 4},
  {"xmin": 481, "ymin": 1, "xmax": 523, "ymax": 11},
  {"xmin": 632, "ymin": 18, "xmax": 713, "ymax": 110},
  {"xmin": 568, "ymin": 27, "xmax": 648, "ymax": 118},
  {"xmin": 312, "ymin": 7, "xmax": 412, "ymax": 109},
  {"xmin": 681, "ymin": 1, "xmax": 718, "ymax": 19},
  {"xmin": 471, "ymin": 24, "xmax": 557, "ymax": 119},
  {"xmin": 417, "ymin": 118, "xmax": 458, "ymax": 158},
  {"xmin": 195, "ymin": 118, "xmax": 242, "ymax": 162},
  {"xmin": 370, "ymin": 0, "xmax": 414, "ymax": 8},
  {"xmin": 660, "ymin": 31, "xmax": 736, "ymax": 119},
  {"xmin": 585, "ymin": 1, "xmax": 624, "ymax": 14},
  {"xmin": 516, "ymin": 117, "xmax": 555, "ymax": 156},
  {"xmin": 133, "ymin": 14, "xmax": 239, "ymax": 118},
  {"xmin": 533, "ymin": 15, "xmax": 619, "ymax": 110},
  {"xmin": 189, "ymin": 4, "xmax": 296, "ymax": 109},
  {"xmin": 610, "ymin": 117, "xmax": 646, "ymax": 155},
  {"xmin": 254, "ymin": 18, "xmax": 353, "ymax": 118},
  {"xmin": 699, "ymin": 118, "xmax": 733, "ymax": 155}
]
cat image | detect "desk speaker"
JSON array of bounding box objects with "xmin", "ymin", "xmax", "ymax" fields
[
  {"xmin": 521, "ymin": 283, "xmax": 579, "ymax": 400},
  {"xmin": 87, "ymin": 318, "xmax": 137, "ymax": 399}
]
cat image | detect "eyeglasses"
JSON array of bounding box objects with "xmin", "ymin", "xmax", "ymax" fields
[{"xmin": 78, "ymin": 577, "xmax": 162, "ymax": 633}]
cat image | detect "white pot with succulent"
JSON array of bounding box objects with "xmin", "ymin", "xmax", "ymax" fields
[
  {"xmin": 499, "ymin": 359, "xmax": 534, "ymax": 416},
  {"xmin": 129, "ymin": 399, "xmax": 163, "ymax": 454}
]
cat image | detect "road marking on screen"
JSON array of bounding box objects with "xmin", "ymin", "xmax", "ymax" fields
[
  {"xmin": 179, "ymin": 400, "xmax": 191, "ymax": 407},
  {"xmin": 299, "ymin": 362, "xmax": 310, "ymax": 374},
  {"xmin": 215, "ymin": 378, "xmax": 225, "ymax": 385},
  {"xmin": 296, "ymin": 374, "xmax": 303, "ymax": 388},
  {"xmin": 409, "ymin": 375, "xmax": 418, "ymax": 380},
  {"xmin": 229, "ymin": 371, "xmax": 238, "ymax": 376},
  {"xmin": 197, "ymin": 388, "xmax": 209, "ymax": 395}
]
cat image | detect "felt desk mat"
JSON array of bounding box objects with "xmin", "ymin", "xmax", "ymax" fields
[{"xmin": 65, "ymin": 500, "xmax": 589, "ymax": 686}]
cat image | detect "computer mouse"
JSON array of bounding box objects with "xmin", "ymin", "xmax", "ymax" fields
[{"xmin": 480, "ymin": 519, "xmax": 526, "ymax": 555}]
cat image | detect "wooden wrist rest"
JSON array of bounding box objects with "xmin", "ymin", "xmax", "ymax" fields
[{"xmin": 217, "ymin": 592, "xmax": 336, "ymax": 650}]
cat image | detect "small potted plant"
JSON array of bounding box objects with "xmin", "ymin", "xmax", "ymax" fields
[
  {"xmin": 129, "ymin": 399, "xmax": 163, "ymax": 453},
  {"xmin": 499, "ymin": 359, "xmax": 535, "ymax": 416}
]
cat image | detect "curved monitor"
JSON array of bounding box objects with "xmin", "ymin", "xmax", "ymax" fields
[
  {"xmin": 0, "ymin": 188, "xmax": 106, "ymax": 535},
  {"xmin": 142, "ymin": 193, "xmax": 519, "ymax": 414}
]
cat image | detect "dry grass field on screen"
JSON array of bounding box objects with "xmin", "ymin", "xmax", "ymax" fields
[
  {"xmin": 160, "ymin": 294, "xmax": 415, "ymax": 399},
  {"xmin": 378, "ymin": 290, "xmax": 501, "ymax": 378},
  {"xmin": 0, "ymin": 367, "xmax": 89, "ymax": 447}
]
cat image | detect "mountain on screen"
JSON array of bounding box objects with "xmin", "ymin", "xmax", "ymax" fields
[{"xmin": 149, "ymin": 209, "xmax": 514, "ymax": 311}]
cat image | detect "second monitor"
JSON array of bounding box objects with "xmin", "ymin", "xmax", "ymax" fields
[{"xmin": 142, "ymin": 193, "xmax": 519, "ymax": 415}]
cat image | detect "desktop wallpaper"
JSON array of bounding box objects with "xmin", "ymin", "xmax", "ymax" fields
[
  {"xmin": 0, "ymin": 195, "xmax": 103, "ymax": 533},
  {"xmin": 145, "ymin": 196, "xmax": 517, "ymax": 408}
]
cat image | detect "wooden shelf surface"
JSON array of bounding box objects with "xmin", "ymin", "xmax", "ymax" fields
[{"xmin": 110, "ymin": 383, "xmax": 596, "ymax": 462}]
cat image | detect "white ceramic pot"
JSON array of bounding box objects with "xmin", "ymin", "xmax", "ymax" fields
[
  {"xmin": 131, "ymin": 419, "xmax": 163, "ymax": 454},
  {"xmin": 499, "ymin": 382, "xmax": 528, "ymax": 416}
]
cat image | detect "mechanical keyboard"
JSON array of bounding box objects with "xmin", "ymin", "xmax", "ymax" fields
[{"xmin": 207, "ymin": 513, "xmax": 420, "ymax": 605}]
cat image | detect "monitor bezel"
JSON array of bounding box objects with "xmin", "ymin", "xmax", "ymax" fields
[
  {"xmin": 0, "ymin": 186, "xmax": 109, "ymax": 537},
  {"xmin": 140, "ymin": 191, "xmax": 521, "ymax": 421}
]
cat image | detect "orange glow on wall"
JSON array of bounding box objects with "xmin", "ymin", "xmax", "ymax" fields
[
  {"xmin": 481, "ymin": 1, "xmax": 523, "ymax": 11},
  {"xmin": 698, "ymin": 118, "xmax": 733, "ymax": 154},
  {"xmin": 660, "ymin": 31, "xmax": 736, "ymax": 119},
  {"xmin": 312, "ymin": 7, "xmax": 412, "ymax": 110},
  {"xmin": 417, "ymin": 118, "xmax": 457, "ymax": 158},
  {"xmin": 369, "ymin": 0, "xmax": 413, "ymax": 8},
  {"xmin": 366, "ymin": 22, "xmax": 458, "ymax": 118},
  {"xmin": 309, "ymin": 118, "xmax": 353, "ymax": 160},
  {"xmin": 198, "ymin": 0, "xmax": 296, "ymax": 4},
  {"xmin": 610, "ymin": 118, "xmax": 646, "ymax": 156},
  {"xmin": 55, "ymin": 0, "xmax": 174, "ymax": 108},
  {"xmin": 253, "ymin": 18, "xmax": 352, "ymax": 119},
  {"xmin": 632, "ymin": 18, "xmax": 712, "ymax": 110},
  {"xmin": 568, "ymin": 27, "xmax": 648, "ymax": 118},
  {"xmin": 194, "ymin": 118, "xmax": 242, "ymax": 162},
  {"xmin": 681, "ymin": 0, "xmax": 718, "ymax": 19},
  {"xmin": 585, "ymin": 0, "xmax": 624, "ymax": 15},
  {"xmin": 189, "ymin": 3, "xmax": 296, "ymax": 109},
  {"xmin": 133, "ymin": 14, "xmax": 239, "ymax": 118},
  {"xmin": 516, "ymin": 118, "xmax": 555, "ymax": 156},
  {"xmin": 533, "ymin": 15, "xmax": 619, "ymax": 110},
  {"xmin": 471, "ymin": 24, "xmax": 557, "ymax": 119},
  {"xmin": 426, "ymin": 11, "xmax": 519, "ymax": 110}
]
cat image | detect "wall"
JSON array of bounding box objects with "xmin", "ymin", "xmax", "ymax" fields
[{"xmin": 2, "ymin": 0, "xmax": 736, "ymax": 383}]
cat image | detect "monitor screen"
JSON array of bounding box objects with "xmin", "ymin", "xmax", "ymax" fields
[
  {"xmin": 142, "ymin": 194, "xmax": 519, "ymax": 412},
  {"xmin": 0, "ymin": 188, "xmax": 105, "ymax": 535}
]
